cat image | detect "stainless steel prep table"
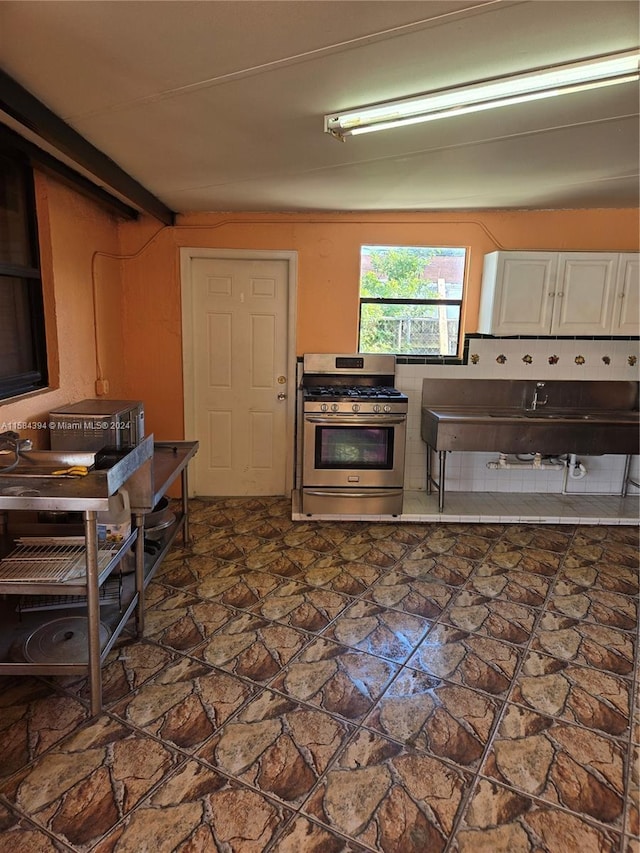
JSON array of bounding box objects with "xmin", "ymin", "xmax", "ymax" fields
[{"xmin": 0, "ymin": 437, "xmax": 198, "ymax": 715}]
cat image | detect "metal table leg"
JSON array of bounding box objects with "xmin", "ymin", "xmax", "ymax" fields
[
  {"xmin": 134, "ymin": 511, "xmax": 145, "ymax": 636},
  {"xmin": 426, "ymin": 445, "xmax": 447, "ymax": 511},
  {"xmin": 438, "ymin": 450, "xmax": 447, "ymax": 513},
  {"xmin": 83, "ymin": 510, "xmax": 102, "ymax": 717},
  {"xmin": 181, "ymin": 467, "xmax": 190, "ymax": 545}
]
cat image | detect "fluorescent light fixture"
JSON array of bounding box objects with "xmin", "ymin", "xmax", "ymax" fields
[{"xmin": 325, "ymin": 50, "xmax": 639, "ymax": 138}]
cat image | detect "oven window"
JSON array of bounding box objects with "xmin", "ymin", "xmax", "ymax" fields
[{"xmin": 315, "ymin": 425, "xmax": 395, "ymax": 469}]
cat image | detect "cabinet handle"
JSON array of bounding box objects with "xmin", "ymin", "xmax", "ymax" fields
[
  {"xmin": 548, "ymin": 292, "xmax": 555, "ymax": 297},
  {"xmin": 557, "ymin": 291, "xmax": 564, "ymax": 297}
]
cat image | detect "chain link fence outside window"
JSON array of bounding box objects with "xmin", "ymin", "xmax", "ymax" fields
[
  {"xmin": 358, "ymin": 245, "xmax": 466, "ymax": 357},
  {"xmin": 360, "ymin": 313, "xmax": 460, "ymax": 355}
]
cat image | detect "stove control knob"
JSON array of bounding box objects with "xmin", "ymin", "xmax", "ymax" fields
[
  {"xmin": 320, "ymin": 403, "xmax": 329, "ymax": 412},
  {"xmin": 373, "ymin": 404, "xmax": 381, "ymax": 413},
  {"xmin": 352, "ymin": 403, "xmax": 360, "ymax": 412},
  {"xmin": 383, "ymin": 404, "xmax": 392, "ymax": 413},
  {"xmin": 331, "ymin": 403, "xmax": 339, "ymax": 413}
]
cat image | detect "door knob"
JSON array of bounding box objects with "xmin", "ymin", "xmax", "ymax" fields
[{"xmin": 277, "ymin": 392, "xmax": 287, "ymax": 401}]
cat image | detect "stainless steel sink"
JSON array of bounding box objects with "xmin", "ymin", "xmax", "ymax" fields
[
  {"xmin": 0, "ymin": 439, "xmax": 155, "ymax": 511},
  {"xmin": 521, "ymin": 410, "xmax": 639, "ymax": 422},
  {"xmin": 422, "ymin": 403, "xmax": 639, "ymax": 455},
  {"xmin": 0, "ymin": 449, "xmax": 96, "ymax": 474},
  {"xmin": 487, "ymin": 408, "xmax": 639, "ymax": 422},
  {"xmin": 523, "ymin": 411, "xmax": 594, "ymax": 420},
  {"xmin": 420, "ymin": 379, "xmax": 639, "ymax": 511},
  {"xmin": 488, "ymin": 411, "xmax": 595, "ymax": 421}
]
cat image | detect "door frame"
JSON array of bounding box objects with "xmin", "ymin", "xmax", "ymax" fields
[{"xmin": 180, "ymin": 247, "xmax": 298, "ymax": 497}]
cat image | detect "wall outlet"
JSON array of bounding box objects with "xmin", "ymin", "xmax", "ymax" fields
[{"xmin": 95, "ymin": 378, "xmax": 110, "ymax": 395}]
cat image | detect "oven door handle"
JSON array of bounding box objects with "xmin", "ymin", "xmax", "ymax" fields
[
  {"xmin": 303, "ymin": 488, "xmax": 402, "ymax": 498},
  {"xmin": 304, "ymin": 416, "xmax": 406, "ymax": 426}
]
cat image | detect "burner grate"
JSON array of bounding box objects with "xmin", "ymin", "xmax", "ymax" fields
[{"xmin": 304, "ymin": 384, "xmax": 404, "ymax": 400}]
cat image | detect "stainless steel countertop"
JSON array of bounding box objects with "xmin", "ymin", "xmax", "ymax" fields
[
  {"xmin": 422, "ymin": 406, "xmax": 639, "ymax": 424},
  {"xmin": 420, "ymin": 406, "xmax": 640, "ymax": 455},
  {"xmin": 0, "ymin": 436, "xmax": 155, "ymax": 511}
]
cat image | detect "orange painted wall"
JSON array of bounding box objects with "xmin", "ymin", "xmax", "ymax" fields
[
  {"xmin": 4, "ymin": 186, "xmax": 637, "ymax": 448},
  {"xmin": 118, "ymin": 207, "xmax": 639, "ymax": 438},
  {"xmin": 0, "ymin": 172, "xmax": 123, "ymax": 447}
]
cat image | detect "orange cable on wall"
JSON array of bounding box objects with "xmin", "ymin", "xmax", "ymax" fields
[{"xmin": 90, "ymin": 216, "xmax": 505, "ymax": 385}]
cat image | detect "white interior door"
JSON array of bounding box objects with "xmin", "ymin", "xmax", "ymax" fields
[{"xmin": 184, "ymin": 254, "xmax": 293, "ymax": 496}]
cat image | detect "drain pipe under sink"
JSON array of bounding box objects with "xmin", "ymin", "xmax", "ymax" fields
[
  {"xmin": 486, "ymin": 453, "xmax": 565, "ymax": 471},
  {"xmin": 486, "ymin": 450, "xmax": 633, "ymax": 497},
  {"xmin": 486, "ymin": 451, "xmax": 589, "ymax": 488},
  {"xmin": 566, "ymin": 453, "xmax": 587, "ymax": 480}
]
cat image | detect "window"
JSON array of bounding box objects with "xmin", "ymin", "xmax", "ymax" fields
[
  {"xmin": 358, "ymin": 245, "xmax": 466, "ymax": 356},
  {"xmin": 0, "ymin": 151, "xmax": 48, "ymax": 400}
]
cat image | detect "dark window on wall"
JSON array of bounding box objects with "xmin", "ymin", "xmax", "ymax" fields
[
  {"xmin": 358, "ymin": 245, "xmax": 466, "ymax": 356},
  {"xmin": 0, "ymin": 151, "xmax": 48, "ymax": 400}
]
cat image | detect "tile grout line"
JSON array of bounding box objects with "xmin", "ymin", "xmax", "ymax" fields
[
  {"xmin": 620, "ymin": 586, "xmax": 640, "ymax": 853},
  {"xmin": 441, "ymin": 522, "xmax": 588, "ymax": 851},
  {"xmin": 381, "ymin": 522, "xmax": 539, "ymax": 852},
  {"xmin": 126, "ymin": 506, "xmax": 640, "ymax": 849},
  {"xmin": 1, "ymin": 502, "xmax": 636, "ymax": 851},
  {"xmin": 154, "ymin": 520, "xmax": 636, "ymax": 844},
  {"xmin": 225, "ymin": 525, "xmax": 503, "ymax": 849},
  {"xmin": 0, "ymin": 795, "xmax": 77, "ymax": 851},
  {"xmin": 91, "ymin": 533, "xmax": 430, "ymax": 850}
]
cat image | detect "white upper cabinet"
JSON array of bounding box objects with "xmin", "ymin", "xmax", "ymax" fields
[
  {"xmin": 553, "ymin": 254, "xmax": 617, "ymax": 334},
  {"xmin": 478, "ymin": 252, "xmax": 557, "ymax": 335},
  {"xmin": 478, "ymin": 251, "xmax": 639, "ymax": 336},
  {"xmin": 612, "ymin": 254, "xmax": 639, "ymax": 335}
]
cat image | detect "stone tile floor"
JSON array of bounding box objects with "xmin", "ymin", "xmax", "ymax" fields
[{"xmin": 0, "ymin": 496, "xmax": 638, "ymax": 852}]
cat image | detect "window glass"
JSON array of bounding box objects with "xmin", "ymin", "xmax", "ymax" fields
[
  {"xmin": 0, "ymin": 152, "xmax": 47, "ymax": 400},
  {"xmin": 0, "ymin": 154, "xmax": 33, "ymax": 267},
  {"xmin": 359, "ymin": 245, "xmax": 466, "ymax": 356}
]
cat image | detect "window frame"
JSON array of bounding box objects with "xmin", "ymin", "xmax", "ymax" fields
[
  {"xmin": 0, "ymin": 150, "xmax": 48, "ymax": 401},
  {"xmin": 357, "ymin": 245, "xmax": 467, "ymax": 358}
]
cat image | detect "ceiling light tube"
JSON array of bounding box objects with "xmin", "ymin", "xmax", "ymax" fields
[{"xmin": 325, "ymin": 50, "xmax": 639, "ymax": 138}]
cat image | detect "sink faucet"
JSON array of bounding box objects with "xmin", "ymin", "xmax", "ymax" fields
[
  {"xmin": 530, "ymin": 382, "xmax": 548, "ymax": 411},
  {"xmin": 0, "ymin": 431, "xmax": 33, "ymax": 452},
  {"xmin": 0, "ymin": 431, "xmax": 33, "ymax": 472}
]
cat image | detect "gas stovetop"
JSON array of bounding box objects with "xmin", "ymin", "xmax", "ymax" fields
[
  {"xmin": 303, "ymin": 385, "xmax": 406, "ymax": 402},
  {"xmin": 301, "ymin": 353, "xmax": 408, "ymax": 414},
  {"xmin": 302, "ymin": 383, "xmax": 408, "ymax": 415}
]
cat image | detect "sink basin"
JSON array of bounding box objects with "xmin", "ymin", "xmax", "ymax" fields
[
  {"xmin": 0, "ymin": 449, "xmax": 96, "ymax": 476},
  {"xmin": 422, "ymin": 406, "xmax": 639, "ymax": 455},
  {"xmin": 523, "ymin": 412, "xmax": 594, "ymax": 420},
  {"xmin": 0, "ymin": 438, "xmax": 155, "ymax": 511},
  {"xmin": 484, "ymin": 409, "xmax": 640, "ymax": 422},
  {"xmin": 488, "ymin": 410, "xmax": 596, "ymax": 420},
  {"xmin": 522, "ymin": 410, "xmax": 639, "ymax": 422},
  {"xmin": 421, "ymin": 379, "xmax": 639, "ymax": 456}
]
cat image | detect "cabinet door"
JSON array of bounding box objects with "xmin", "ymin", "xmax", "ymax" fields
[
  {"xmin": 611, "ymin": 253, "xmax": 639, "ymax": 335},
  {"xmin": 553, "ymin": 254, "xmax": 617, "ymax": 334},
  {"xmin": 483, "ymin": 252, "xmax": 557, "ymax": 335}
]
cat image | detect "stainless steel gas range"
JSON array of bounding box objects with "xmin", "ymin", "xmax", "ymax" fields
[{"xmin": 300, "ymin": 353, "xmax": 408, "ymax": 516}]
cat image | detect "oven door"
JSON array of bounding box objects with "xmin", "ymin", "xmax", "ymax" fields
[{"xmin": 303, "ymin": 414, "xmax": 406, "ymax": 489}]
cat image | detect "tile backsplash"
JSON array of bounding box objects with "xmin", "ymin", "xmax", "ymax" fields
[
  {"xmin": 397, "ymin": 336, "xmax": 640, "ymax": 494},
  {"xmin": 460, "ymin": 335, "xmax": 640, "ymax": 380}
]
